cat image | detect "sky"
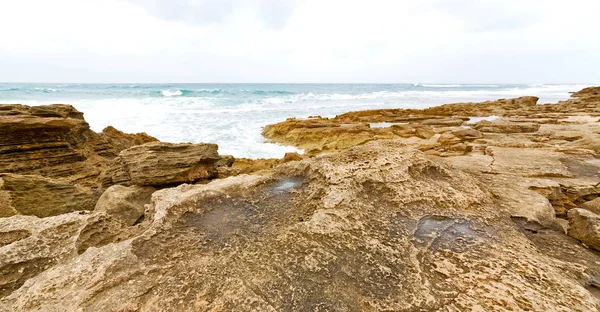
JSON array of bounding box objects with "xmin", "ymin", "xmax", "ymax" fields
[{"xmin": 0, "ymin": 0, "xmax": 599, "ymax": 83}]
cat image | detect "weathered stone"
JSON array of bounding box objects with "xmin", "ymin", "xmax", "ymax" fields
[
  {"xmin": 2, "ymin": 141, "xmax": 600, "ymax": 310},
  {"xmin": 281, "ymin": 152, "xmax": 304, "ymax": 163},
  {"xmin": 0, "ymin": 104, "xmax": 158, "ymax": 186},
  {"xmin": 95, "ymin": 185, "xmax": 155, "ymax": 225},
  {"xmin": 100, "ymin": 126, "xmax": 158, "ymax": 153},
  {"xmin": 103, "ymin": 142, "xmax": 220, "ymax": 187},
  {"xmin": 474, "ymin": 121, "xmax": 541, "ymax": 133},
  {"xmin": 0, "ymin": 174, "xmax": 98, "ymax": 218},
  {"xmin": 568, "ymin": 208, "xmax": 600, "ymax": 251},
  {"xmin": 452, "ymin": 128, "xmax": 483, "ymax": 140},
  {"xmin": 582, "ymin": 197, "xmax": 600, "ymax": 215}
]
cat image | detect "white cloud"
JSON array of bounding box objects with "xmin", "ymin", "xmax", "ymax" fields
[{"xmin": 0, "ymin": 0, "xmax": 598, "ymax": 83}]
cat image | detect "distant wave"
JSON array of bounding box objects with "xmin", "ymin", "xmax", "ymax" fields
[
  {"xmin": 421, "ymin": 84, "xmax": 464, "ymax": 88},
  {"xmin": 161, "ymin": 89, "xmax": 184, "ymax": 97},
  {"xmin": 159, "ymin": 88, "xmax": 295, "ymax": 97},
  {"xmin": 0, "ymin": 87, "xmax": 20, "ymax": 92},
  {"xmin": 416, "ymin": 84, "xmax": 500, "ymax": 88},
  {"xmin": 34, "ymin": 87, "xmax": 58, "ymax": 93}
]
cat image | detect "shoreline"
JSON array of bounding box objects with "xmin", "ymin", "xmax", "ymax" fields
[
  {"xmin": 1, "ymin": 86, "xmax": 600, "ymax": 309},
  {"xmin": 1, "ymin": 83, "xmax": 589, "ymax": 159}
]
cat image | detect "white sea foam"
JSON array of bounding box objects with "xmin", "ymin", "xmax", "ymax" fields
[
  {"xmin": 421, "ymin": 84, "xmax": 464, "ymax": 87},
  {"xmin": 161, "ymin": 89, "xmax": 183, "ymax": 97}
]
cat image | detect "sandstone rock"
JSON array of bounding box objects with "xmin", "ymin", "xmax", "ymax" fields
[
  {"xmin": 95, "ymin": 185, "xmax": 155, "ymax": 225},
  {"xmin": 452, "ymin": 128, "xmax": 483, "ymax": 140},
  {"xmin": 421, "ymin": 118, "xmax": 465, "ymax": 127},
  {"xmin": 0, "ymin": 104, "xmax": 158, "ymax": 186},
  {"xmin": 0, "ymin": 174, "xmax": 98, "ymax": 218},
  {"xmin": 216, "ymin": 155, "xmax": 235, "ymax": 168},
  {"xmin": 100, "ymin": 126, "xmax": 158, "ymax": 152},
  {"xmin": 582, "ymin": 197, "xmax": 600, "ymax": 215},
  {"xmin": 414, "ymin": 126, "xmax": 436, "ymax": 139},
  {"xmin": 281, "ymin": 152, "xmax": 304, "ymax": 163},
  {"xmin": 474, "ymin": 120, "xmax": 541, "ymax": 133},
  {"xmin": 568, "ymin": 208, "xmax": 600, "ymax": 251},
  {"xmin": 2, "ymin": 141, "xmax": 600, "ymax": 311},
  {"xmin": 103, "ymin": 142, "xmax": 220, "ymax": 187}
]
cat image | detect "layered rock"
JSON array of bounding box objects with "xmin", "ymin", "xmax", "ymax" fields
[
  {"xmin": 0, "ymin": 174, "xmax": 99, "ymax": 218},
  {"xmin": 0, "ymin": 104, "xmax": 157, "ymax": 186},
  {"xmin": 568, "ymin": 208, "xmax": 600, "ymax": 251},
  {"xmin": 2, "ymin": 141, "xmax": 600, "ymax": 310},
  {"xmin": 101, "ymin": 142, "xmax": 220, "ymax": 187}
]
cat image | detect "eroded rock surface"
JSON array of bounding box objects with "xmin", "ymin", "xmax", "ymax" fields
[
  {"xmin": 0, "ymin": 174, "xmax": 99, "ymax": 218},
  {"xmin": 95, "ymin": 185, "xmax": 155, "ymax": 225},
  {"xmin": 102, "ymin": 142, "xmax": 221, "ymax": 187},
  {"xmin": 1, "ymin": 141, "xmax": 599, "ymax": 311}
]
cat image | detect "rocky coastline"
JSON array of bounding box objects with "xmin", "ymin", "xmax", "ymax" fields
[{"xmin": 1, "ymin": 87, "xmax": 600, "ymax": 311}]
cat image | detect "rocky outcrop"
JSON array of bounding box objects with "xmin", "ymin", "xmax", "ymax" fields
[
  {"xmin": 0, "ymin": 104, "xmax": 157, "ymax": 186},
  {"xmin": 3, "ymin": 88, "xmax": 600, "ymax": 310},
  {"xmin": 568, "ymin": 208, "xmax": 600, "ymax": 251},
  {"xmin": 102, "ymin": 142, "xmax": 220, "ymax": 187},
  {"xmin": 2, "ymin": 141, "xmax": 600, "ymax": 311},
  {"xmin": 100, "ymin": 126, "xmax": 159, "ymax": 152},
  {"xmin": 95, "ymin": 185, "xmax": 155, "ymax": 225},
  {"xmin": 0, "ymin": 174, "xmax": 99, "ymax": 218},
  {"xmin": 582, "ymin": 198, "xmax": 600, "ymax": 215}
]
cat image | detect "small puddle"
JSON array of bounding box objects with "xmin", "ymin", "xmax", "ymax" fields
[
  {"xmin": 271, "ymin": 178, "xmax": 303, "ymax": 194},
  {"xmin": 176, "ymin": 177, "xmax": 306, "ymax": 246},
  {"xmin": 466, "ymin": 116, "xmax": 500, "ymax": 124}
]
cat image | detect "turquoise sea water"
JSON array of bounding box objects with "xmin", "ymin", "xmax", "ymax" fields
[{"xmin": 0, "ymin": 83, "xmax": 591, "ymax": 158}]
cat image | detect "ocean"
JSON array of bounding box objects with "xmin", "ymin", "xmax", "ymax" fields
[{"xmin": 0, "ymin": 83, "xmax": 591, "ymax": 158}]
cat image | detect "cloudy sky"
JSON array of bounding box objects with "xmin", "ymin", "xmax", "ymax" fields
[{"xmin": 1, "ymin": 0, "xmax": 599, "ymax": 83}]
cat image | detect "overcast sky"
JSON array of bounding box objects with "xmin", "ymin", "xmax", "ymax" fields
[{"xmin": 1, "ymin": 0, "xmax": 599, "ymax": 83}]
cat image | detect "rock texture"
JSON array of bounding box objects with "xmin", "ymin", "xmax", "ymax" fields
[
  {"xmin": 0, "ymin": 104, "xmax": 157, "ymax": 186},
  {"xmin": 568, "ymin": 208, "xmax": 600, "ymax": 251},
  {"xmin": 0, "ymin": 174, "xmax": 99, "ymax": 218},
  {"xmin": 1, "ymin": 141, "xmax": 600, "ymax": 311},
  {"xmin": 95, "ymin": 185, "xmax": 155, "ymax": 225},
  {"xmin": 102, "ymin": 142, "xmax": 221, "ymax": 187}
]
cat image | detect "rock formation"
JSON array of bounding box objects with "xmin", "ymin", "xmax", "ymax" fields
[
  {"xmin": 101, "ymin": 142, "xmax": 221, "ymax": 187},
  {"xmin": 0, "ymin": 104, "xmax": 157, "ymax": 186},
  {"xmin": 0, "ymin": 141, "xmax": 599, "ymax": 310},
  {"xmin": 2, "ymin": 88, "xmax": 600, "ymax": 311}
]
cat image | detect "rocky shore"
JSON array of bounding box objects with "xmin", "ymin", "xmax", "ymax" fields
[{"xmin": 1, "ymin": 87, "xmax": 600, "ymax": 311}]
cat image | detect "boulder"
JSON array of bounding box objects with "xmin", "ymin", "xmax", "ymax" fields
[
  {"xmin": 0, "ymin": 174, "xmax": 98, "ymax": 218},
  {"xmin": 568, "ymin": 208, "xmax": 600, "ymax": 251},
  {"xmin": 582, "ymin": 197, "xmax": 600, "ymax": 215},
  {"xmin": 95, "ymin": 185, "xmax": 155, "ymax": 225},
  {"xmin": 103, "ymin": 142, "xmax": 220, "ymax": 187}
]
